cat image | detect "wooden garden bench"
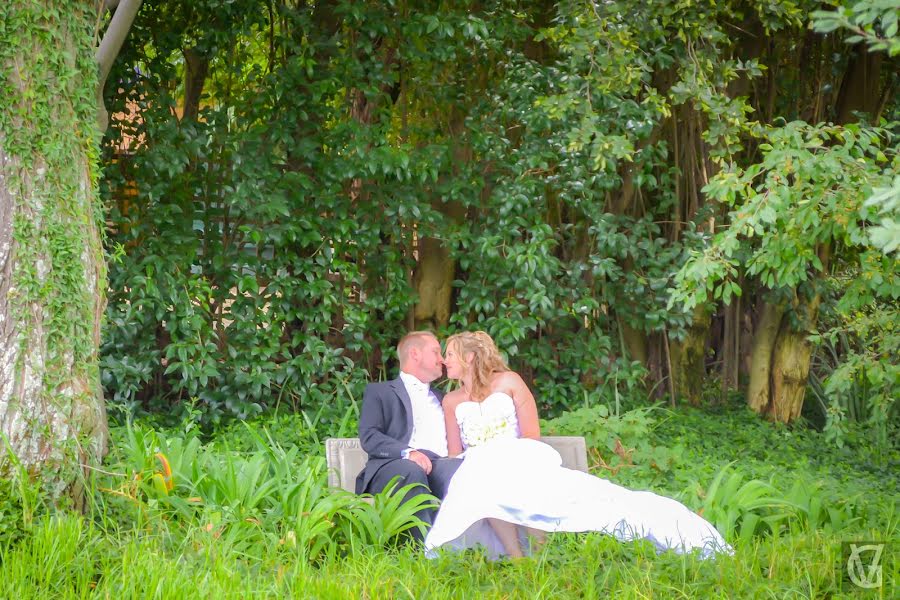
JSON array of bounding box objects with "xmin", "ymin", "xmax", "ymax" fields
[{"xmin": 325, "ymin": 436, "xmax": 588, "ymax": 493}]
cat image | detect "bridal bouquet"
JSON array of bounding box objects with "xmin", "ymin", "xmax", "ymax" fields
[{"xmin": 463, "ymin": 414, "xmax": 518, "ymax": 447}]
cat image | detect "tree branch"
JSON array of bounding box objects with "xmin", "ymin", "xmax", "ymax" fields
[
  {"xmin": 95, "ymin": 0, "xmax": 142, "ymax": 131},
  {"xmin": 96, "ymin": 0, "xmax": 141, "ymax": 90}
]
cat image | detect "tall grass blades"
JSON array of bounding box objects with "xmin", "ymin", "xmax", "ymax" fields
[
  {"xmin": 0, "ymin": 440, "xmax": 46, "ymax": 546},
  {"xmin": 0, "ymin": 514, "xmax": 98, "ymax": 596}
]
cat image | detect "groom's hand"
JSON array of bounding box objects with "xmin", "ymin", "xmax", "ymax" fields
[{"xmin": 406, "ymin": 450, "xmax": 433, "ymax": 475}]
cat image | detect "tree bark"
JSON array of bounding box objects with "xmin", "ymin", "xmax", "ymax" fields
[
  {"xmin": 742, "ymin": 43, "xmax": 882, "ymax": 421},
  {"xmin": 1, "ymin": 1, "xmax": 108, "ymax": 502},
  {"xmin": 656, "ymin": 103, "xmax": 716, "ymax": 399},
  {"xmin": 769, "ymin": 310, "xmax": 817, "ymax": 422},
  {"xmin": 835, "ymin": 44, "xmax": 884, "ymax": 124},
  {"xmin": 746, "ymin": 301, "xmax": 783, "ymax": 414},
  {"xmin": 95, "ymin": 0, "xmax": 143, "ymax": 132},
  {"xmin": 668, "ymin": 306, "xmax": 711, "ymax": 405},
  {"xmin": 618, "ymin": 319, "xmax": 648, "ymax": 366},
  {"xmin": 746, "ymin": 296, "xmax": 821, "ymax": 422},
  {"xmin": 182, "ymin": 47, "xmax": 209, "ymax": 122},
  {"xmin": 606, "ymin": 131, "xmax": 658, "ymax": 369},
  {"xmin": 413, "ymin": 104, "xmax": 468, "ymax": 329},
  {"xmin": 413, "ymin": 236, "xmax": 456, "ymax": 328}
]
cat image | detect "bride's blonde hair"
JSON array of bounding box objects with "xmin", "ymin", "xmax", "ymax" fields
[{"xmin": 446, "ymin": 331, "xmax": 508, "ymax": 401}]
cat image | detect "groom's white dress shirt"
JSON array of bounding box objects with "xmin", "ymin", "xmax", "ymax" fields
[{"xmin": 399, "ymin": 371, "xmax": 448, "ymax": 458}]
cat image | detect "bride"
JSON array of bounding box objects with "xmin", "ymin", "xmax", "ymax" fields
[{"xmin": 423, "ymin": 331, "xmax": 730, "ymax": 559}]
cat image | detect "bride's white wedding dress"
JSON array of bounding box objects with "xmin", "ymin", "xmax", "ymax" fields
[{"xmin": 423, "ymin": 392, "xmax": 730, "ymax": 559}]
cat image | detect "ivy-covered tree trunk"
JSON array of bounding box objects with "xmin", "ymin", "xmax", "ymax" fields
[{"xmin": 0, "ymin": 2, "xmax": 108, "ymax": 502}]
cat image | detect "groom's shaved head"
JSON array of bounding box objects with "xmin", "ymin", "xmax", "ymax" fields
[{"xmin": 397, "ymin": 331, "xmax": 439, "ymax": 365}]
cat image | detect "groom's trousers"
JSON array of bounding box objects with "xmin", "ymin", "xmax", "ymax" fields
[{"xmin": 364, "ymin": 456, "xmax": 462, "ymax": 541}]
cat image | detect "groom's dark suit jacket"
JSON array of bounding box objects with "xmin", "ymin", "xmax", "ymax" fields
[{"xmin": 355, "ymin": 377, "xmax": 445, "ymax": 494}]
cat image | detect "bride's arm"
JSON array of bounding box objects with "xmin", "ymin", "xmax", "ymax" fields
[
  {"xmin": 502, "ymin": 372, "xmax": 541, "ymax": 440},
  {"xmin": 443, "ymin": 394, "xmax": 464, "ymax": 456}
]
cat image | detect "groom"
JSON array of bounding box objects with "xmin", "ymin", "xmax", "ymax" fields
[{"xmin": 356, "ymin": 331, "xmax": 462, "ymax": 539}]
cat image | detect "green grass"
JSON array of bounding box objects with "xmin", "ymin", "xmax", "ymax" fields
[
  {"xmin": 1, "ymin": 400, "xmax": 897, "ymax": 598},
  {"xmin": 1, "ymin": 517, "xmax": 895, "ymax": 598}
]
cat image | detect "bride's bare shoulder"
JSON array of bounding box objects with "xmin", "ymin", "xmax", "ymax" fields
[
  {"xmin": 491, "ymin": 371, "xmax": 533, "ymax": 405},
  {"xmin": 442, "ymin": 388, "xmax": 467, "ymax": 407},
  {"xmin": 492, "ymin": 370, "xmax": 526, "ymax": 387}
]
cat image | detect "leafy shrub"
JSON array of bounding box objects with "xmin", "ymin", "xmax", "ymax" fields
[
  {"xmin": 543, "ymin": 405, "xmax": 685, "ymax": 487},
  {"xmin": 808, "ymin": 298, "xmax": 899, "ymax": 457},
  {"xmin": 214, "ymin": 399, "xmax": 360, "ymax": 457},
  {"xmin": 99, "ymin": 421, "xmax": 431, "ymax": 564},
  {"xmin": 350, "ymin": 479, "xmax": 439, "ymax": 548},
  {"xmin": 0, "ymin": 477, "xmax": 32, "ymax": 547},
  {"xmin": 98, "ymin": 0, "xmax": 719, "ymax": 427},
  {"xmin": 696, "ymin": 463, "xmax": 858, "ymax": 544}
]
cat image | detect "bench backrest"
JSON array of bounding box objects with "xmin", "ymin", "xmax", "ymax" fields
[{"xmin": 324, "ymin": 436, "xmax": 588, "ymax": 493}]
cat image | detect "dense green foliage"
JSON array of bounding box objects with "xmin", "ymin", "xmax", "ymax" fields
[{"xmin": 94, "ymin": 0, "xmax": 899, "ymax": 450}]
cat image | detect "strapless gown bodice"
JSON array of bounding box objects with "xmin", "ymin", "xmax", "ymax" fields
[{"xmin": 455, "ymin": 393, "xmax": 520, "ymax": 450}]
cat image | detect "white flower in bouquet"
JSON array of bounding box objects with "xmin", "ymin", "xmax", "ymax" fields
[{"xmin": 465, "ymin": 414, "xmax": 516, "ymax": 447}]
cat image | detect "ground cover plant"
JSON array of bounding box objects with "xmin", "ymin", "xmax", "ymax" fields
[{"xmin": 2, "ymin": 395, "xmax": 897, "ymax": 598}]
